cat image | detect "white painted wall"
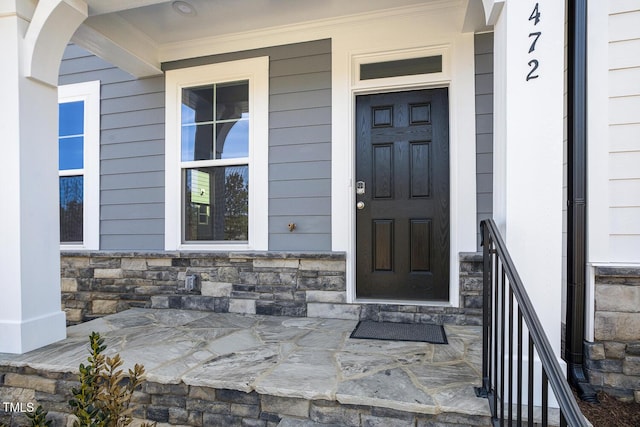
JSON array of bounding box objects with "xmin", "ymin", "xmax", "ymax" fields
[
  {"xmin": 491, "ymin": 0, "xmax": 566, "ymax": 362},
  {"xmin": 589, "ymin": 2, "xmax": 640, "ymax": 266},
  {"xmin": 606, "ymin": 4, "xmax": 640, "ymax": 263},
  {"xmin": 585, "ymin": 0, "xmax": 640, "ymax": 340},
  {"xmin": 488, "ymin": 0, "xmax": 566, "ymax": 408}
]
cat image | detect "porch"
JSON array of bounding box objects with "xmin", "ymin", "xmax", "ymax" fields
[{"xmin": 0, "ymin": 308, "xmax": 490, "ymax": 426}]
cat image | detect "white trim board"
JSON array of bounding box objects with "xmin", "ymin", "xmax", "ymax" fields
[
  {"xmin": 164, "ymin": 57, "xmax": 269, "ymax": 251},
  {"xmin": 329, "ymin": 6, "xmax": 477, "ymax": 307},
  {"xmin": 58, "ymin": 80, "xmax": 101, "ymax": 251}
]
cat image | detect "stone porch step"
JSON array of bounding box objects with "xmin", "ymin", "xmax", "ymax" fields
[{"xmin": 0, "ymin": 308, "xmax": 491, "ymax": 426}]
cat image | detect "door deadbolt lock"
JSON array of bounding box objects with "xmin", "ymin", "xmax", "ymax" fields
[
  {"xmin": 356, "ymin": 201, "xmax": 365, "ymax": 210},
  {"xmin": 356, "ymin": 181, "xmax": 366, "ymax": 195}
]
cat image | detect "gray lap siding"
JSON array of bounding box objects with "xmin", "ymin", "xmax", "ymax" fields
[
  {"xmin": 474, "ymin": 32, "xmax": 494, "ymax": 249},
  {"xmin": 61, "ymin": 37, "xmax": 492, "ymax": 253},
  {"xmin": 164, "ymin": 39, "xmax": 333, "ymax": 251},
  {"xmin": 60, "ymin": 39, "xmax": 332, "ymax": 251},
  {"xmin": 60, "ymin": 44, "xmax": 166, "ymax": 250}
]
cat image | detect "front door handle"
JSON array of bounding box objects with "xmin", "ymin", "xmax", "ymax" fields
[{"xmin": 356, "ymin": 201, "xmax": 365, "ymax": 210}]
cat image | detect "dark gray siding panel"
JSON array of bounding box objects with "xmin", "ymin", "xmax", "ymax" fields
[
  {"xmin": 101, "ymin": 235, "xmax": 164, "ymax": 251},
  {"xmin": 270, "ymin": 179, "xmax": 331, "ymax": 199},
  {"xmin": 270, "ymin": 198, "xmax": 331, "ymax": 216},
  {"xmin": 269, "ymin": 161, "xmax": 331, "ymax": 181},
  {"xmin": 270, "ymin": 125, "xmax": 331, "ymax": 146},
  {"xmin": 270, "ymin": 54, "xmax": 331, "ymax": 76},
  {"xmin": 271, "ymin": 72, "xmax": 332, "ymax": 94},
  {"xmin": 269, "ymin": 234, "xmax": 332, "ymax": 251},
  {"xmin": 101, "ymin": 188, "xmax": 165, "ymax": 205},
  {"xmin": 270, "ymin": 143, "xmax": 332, "ymax": 164},
  {"xmin": 60, "ymin": 39, "xmax": 331, "ymax": 252},
  {"xmin": 102, "ymin": 92, "xmax": 164, "ymax": 114},
  {"xmin": 101, "ymin": 141, "xmax": 165, "ymax": 159},
  {"xmin": 270, "ymin": 89, "xmax": 331, "ymax": 111},
  {"xmin": 164, "ymin": 39, "xmax": 332, "ymax": 251},
  {"xmin": 101, "ymin": 108, "xmax": 164, "ymax": 129},
  {"xmin": 101, "ymin": 203, "xmax": 164, "ymax": 220},
  {"xmin": 270, "ymin": 106, "xmax": 331, "ymax": 128},
  {"xmin": 475, "ymin": 33, "xmax": 494, "ymax": 248},
  {"xmin": 101, "ymin": 172, "xmax": 165, "ymax": 190},
  {"xmin": 101, "ymin": 155, "xmax": 164, "ymax": 175},
  {"xmin": 101, "ymin": 219, "xmax": 164, "ymax": 234},
  {"xmin": 102, "ymin": 124, "xmax": 165, "ymax": 145},
  {"xmin": 59, "ymin": 45, "xmax": 165, "ymax": 250}
]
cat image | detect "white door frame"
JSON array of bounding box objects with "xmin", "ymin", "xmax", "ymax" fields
[{"xmin": 331, "ymin": 33, "xmax": 478, "ymax": 307}]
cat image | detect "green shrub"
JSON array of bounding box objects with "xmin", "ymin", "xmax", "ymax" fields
[
  {"xmin": 1, "ymin": 333, "xmax": 154, "ymax": 427},
  {"xmin": 25, "ymin": 406, "xmax": 51, "ymax": 427},
  {"xmin": 68, "ymin": 332, "xmax": 155, "ymax": 427}
]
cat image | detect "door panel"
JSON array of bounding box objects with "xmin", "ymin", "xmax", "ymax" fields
[{"xmin": 356, "ymin": 88, "xmax": 449, "ymax": 301}]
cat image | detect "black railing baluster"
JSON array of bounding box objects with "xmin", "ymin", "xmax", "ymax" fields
[
  {"xmin": 508, "ymin": 287, "xmax": 514, "ymax": 425},
  {"xmin": 480, "ymin": 222, "xmax": 491, "ymax": 396},
  {"xmin": 500, "ymin": 264, "xmax": 506, "ymax": 426},
  {"xmin": 542, "ymin": 369, "xmax": 549, "ymax": 427},
  {"xmin": 494, "ymin": 258, "xmax": 500, "ymax": 420},
  {"xmin": 517, "ymin": 307, "xmax": 523, "ymax": 426},
  {"xmin": 478, "ymin": 219, "xmax": 588, "ymax": 427},
  {"xmin": 528, "ymin": 334, "xmax": 534, "ymax": 427}
]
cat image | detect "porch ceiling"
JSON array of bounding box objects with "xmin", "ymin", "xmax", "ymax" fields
[{"xmin": 70, "ymin": 0, "xmax": 482, "ymax": 78}]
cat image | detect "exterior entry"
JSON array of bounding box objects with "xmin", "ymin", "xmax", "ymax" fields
[{"xmin": 355, "ymin": 88, "xmax": 450, "ymax": 301}]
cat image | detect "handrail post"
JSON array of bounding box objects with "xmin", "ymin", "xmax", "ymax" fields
[{"xmin": 476, "ymin": 220, "xmax": 492, "ymax": 397}]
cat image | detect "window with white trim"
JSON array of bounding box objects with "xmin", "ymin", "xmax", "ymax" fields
[
  {"xmin": 58, "ymin": 81, "xmax": 100, "ymax": 250},
  {"xmin": 165, "ymin": 57, "xmax": 269, "ymax": 250}
]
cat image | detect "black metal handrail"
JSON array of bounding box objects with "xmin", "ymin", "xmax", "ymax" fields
[{"xmin": 475, "ymin": 219, "xmax": 588, "ymax": 427}]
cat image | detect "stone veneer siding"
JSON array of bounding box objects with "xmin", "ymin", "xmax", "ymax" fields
[
  {"xmin": 586, "ymin": 266, "xmax": 640, "ymax": 402},
  {"xmin": 60, "ymin": 252, "xmax": 483, "ymax": 326},
  {"xmin": 0, "ymin": 369, "xmax": 492, "ymax": 427}
]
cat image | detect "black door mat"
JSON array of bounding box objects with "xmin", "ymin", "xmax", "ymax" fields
[{"xmin": 350, "ymin": 320, "xmax": 447, "ymax": 344}]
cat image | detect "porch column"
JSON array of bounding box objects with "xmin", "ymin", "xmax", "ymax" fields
[
  {"xmin": 486, "ymin": 0, "xmax": 566, "ymax": 359},
  {"xmin": 0, "ymin": 0, "xmax": 87, "ymax": 354}
]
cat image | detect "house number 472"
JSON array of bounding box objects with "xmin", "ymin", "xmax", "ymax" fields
[{"xmin": 527, "ymin": 3, "xmax": 541, "ymax": 81}]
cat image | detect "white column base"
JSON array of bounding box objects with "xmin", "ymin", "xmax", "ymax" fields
[{"xmin": 0, "ymin": 311, "xmax": 66, "ymax": 354}]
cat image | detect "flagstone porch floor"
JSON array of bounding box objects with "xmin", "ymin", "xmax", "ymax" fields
[{"xmin": 0, "ymin": 308, "xmax": 490, "ymax": 425}]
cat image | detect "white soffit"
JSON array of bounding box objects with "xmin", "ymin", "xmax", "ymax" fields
[
  {"xmin": 85, "ymin": 0, "xmax": 172, "ymax": 16},
  {"xmin": 74, "ymin": 0, "xmax": 462, "ymax": 77},
  {"xmin": 112, "ymin": 0, "xmax": 434, "ymax": 45}
]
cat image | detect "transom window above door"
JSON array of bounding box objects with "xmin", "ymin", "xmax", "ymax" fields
[{"xmin": 165, "ymin": 57, "xmax": 269, "ymax": 251}]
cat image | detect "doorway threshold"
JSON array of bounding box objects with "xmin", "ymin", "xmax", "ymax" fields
[{"xmin": 355, "ymin": 298, "xmax": 453, "ymax": 307}]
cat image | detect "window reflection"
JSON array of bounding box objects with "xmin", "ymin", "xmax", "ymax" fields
[
  {"xmin": 59, "ymin": 100, "xmax": 85, "ymax": 243},
  {"xmin": 216, "ymin": 81, "xmax": 248, "ymax": 120},
  {"xmin": 59, "ymin": 101, "xmax": 84, "ymax": 136},
  {"xmin": 184, "ymin": 165, "xmax": 249, "ymax": 242},
  {"xmin": 181, "ymin": 86, "xmax": 213, "ymax": 124},
  {"xmin": 217, "ymin": 120, "xmax": 249, "ymax": 159},
  {"xmin": 60, "ymin": 176, "xmax": 83, "ymax": 242},
  {"xmin": 59, "ymin": 136, "xmax": 84, "ymax": 170},
  {"xmin": 181, "ymin": 81, "xmax": 249, "ymax": 162}
]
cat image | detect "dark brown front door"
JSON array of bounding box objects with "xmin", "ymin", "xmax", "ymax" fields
[{"xmin": 355, "ymin": 88, "xmax": 449, "ymax": 301}]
